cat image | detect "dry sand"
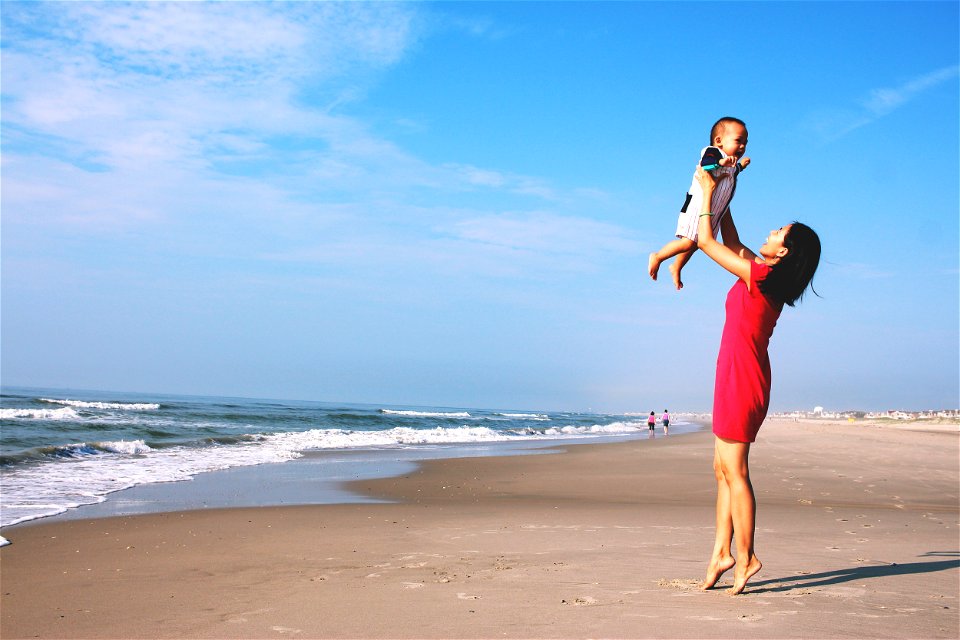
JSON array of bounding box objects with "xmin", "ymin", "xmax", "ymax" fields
[{"xmin": 1, "ymin": 418, "xmax": 957, "ymax": 639}]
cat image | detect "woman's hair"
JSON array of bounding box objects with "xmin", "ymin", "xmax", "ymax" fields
[{"xmin": 758, "ymin": 222, "xmax": 821, "ymax": 307}]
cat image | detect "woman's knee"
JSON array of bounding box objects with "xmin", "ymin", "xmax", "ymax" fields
[
  {"xmin": 712, "ymin": 456, "xmax": 726, "ymax": 482},
  {"xmin": 715, "ymin": 437, "xmax": 751, "ymax": 480}
]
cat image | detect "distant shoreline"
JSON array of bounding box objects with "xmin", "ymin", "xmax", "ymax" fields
[{"xmin": 765, "ymin": 415, "xmax": 960, "ymax": 433}]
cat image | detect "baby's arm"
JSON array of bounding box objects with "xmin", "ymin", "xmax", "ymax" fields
[
  {"xmin": 701, "ymin": 147, "xmax": 751, "ymax": 172},
  {"xmin": 720, "ymin": 155, "xmax": 751, "ymax": 169}
]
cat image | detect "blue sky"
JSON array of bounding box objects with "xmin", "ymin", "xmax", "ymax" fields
[{"xmin": 2, "ymin": 1, "xmax": 957, "ymax": 413}]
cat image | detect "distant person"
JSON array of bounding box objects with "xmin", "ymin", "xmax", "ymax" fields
[
  {"xmin": 662, "ymin": 410, "xmax": 670, "ymax": 433},
  {"xmin": 647, "ymin": 411, "xmax": 656, "ymax": 432},
  {"xmin": 693, "ymin": 166, "xmax": 821, "ymax": 595},
  {"xmin": 649, "ymin": 117, "xmax": 751, "ymax": 290}
]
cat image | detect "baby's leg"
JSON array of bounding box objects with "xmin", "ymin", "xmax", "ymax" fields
[
  {"xmin": 669, "ymin": 247, "xmax": 697, "ymax": 290},
  {"xmin": 649, "ymin": 238, "xmax": 695, "ymax": 281}
]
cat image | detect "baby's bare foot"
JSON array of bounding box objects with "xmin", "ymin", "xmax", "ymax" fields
[
  {"xmin": 728, "ymin": 555, "xmax": 762, "ymax": 595},
  {"xmin": 701, "ymin": 555, "xmax": 735, "ymax": 590},
  {"xmin": 669, "ymin": 262, "xmax": 684, "ymax": 290},
  {"xmin": 648, "ymin": 253, "xmax": 660, "ymax": 281}
]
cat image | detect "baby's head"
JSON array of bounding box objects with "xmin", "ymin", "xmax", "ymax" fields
[{"xmin": 710, "ymin": 117, "xmax": 748, "ymax": 159}]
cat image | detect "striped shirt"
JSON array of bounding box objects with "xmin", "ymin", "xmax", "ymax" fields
[{"xmin": 675, "ymin": 146, "xmax": 744, "ymax": 241}]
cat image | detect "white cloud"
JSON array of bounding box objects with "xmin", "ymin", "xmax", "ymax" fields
[
  {"xmin": 2, "ymin": 3, "xmax": 576, "ymax": 234},
  {"xmin": 807, "ymin": 65, "xmax": 959, "ymax": 141},
  {"xmin": 827, "ymin": 261, "xmax": 894, "ymax": 280},
  {"xmin": 0, "ymin": 3, "xmax": 422, "ymax": 228},
  {"xmin": 1, "ymin": 0, "xmax": 619, "ymax": 303},
  {"xmin": 863, "ymin": 66, "xmax": 959, "ymax": 116},
  {"xmin": 450, "ymin": 211, "xmax": 637, "ymax": 255}
]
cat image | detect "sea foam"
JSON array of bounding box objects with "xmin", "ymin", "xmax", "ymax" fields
[
  {"xmin": 380, "ymin": 409, "xmax": 472, "ymax": 418},
  {"xmin": 40, "ymin": 398, "xmax": 160, "ymax": 411},
  {"xmin": 0, "ymin": 407, "xmax": 80, "ymax": 420}
]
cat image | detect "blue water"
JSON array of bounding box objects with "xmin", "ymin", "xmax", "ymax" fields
[{"xmin": 0, "ymin": 386, "xmax": 697, "ymax": 529}]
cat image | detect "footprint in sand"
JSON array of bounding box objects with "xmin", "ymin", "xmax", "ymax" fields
[
  {"xmin": 225, "ymin": 607, "xmax": 273, "ymax": 623},
  {"xmin": 657, "ymin": 578, "xmax": 702, "ymax": 592},
  {"xmin": 271, "ymin": 626, "xmax": 302, "ymax": 635}
]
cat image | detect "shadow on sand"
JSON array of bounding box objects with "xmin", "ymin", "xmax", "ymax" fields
[{"xmin": 747, "ymin": 551, "xmax": 960, "ymax": 594}]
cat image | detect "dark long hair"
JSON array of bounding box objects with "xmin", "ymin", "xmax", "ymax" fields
[{"xmin": 758, "ymin": 222, "xmax": 821, "ymax": 307}]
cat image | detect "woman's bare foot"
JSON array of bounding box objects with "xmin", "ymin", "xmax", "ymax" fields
[
  {"xmin": 728, "ymin": 554, "xmax": 762, "ymax": 595},
  {"xmin": 668, "ymin": 262, "xmax": 684, "ymax": 289},
  {"xmin": 648, "ymin": 253, "xmax": 661, "ymax": 281},
  {"xmin": 701, "ymin": 554, "xmax": 735, "ymax": 590}
]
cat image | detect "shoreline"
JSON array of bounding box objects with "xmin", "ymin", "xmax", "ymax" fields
[
  {"xmin": 1, "ymin": 417, "xmax": 957, "ymax": 638},
  {"xmin": 0, "ymin": 422, "xmax": 706, "ymax": 529}
]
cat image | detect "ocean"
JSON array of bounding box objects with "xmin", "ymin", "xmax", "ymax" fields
[{"xmin": 0, "ymin": 386, "xmax": 698, "ymax": 534}]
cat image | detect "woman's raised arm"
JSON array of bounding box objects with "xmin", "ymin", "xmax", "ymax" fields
[
  {"xmin": 695, "ymin": 168, "xmax": 754, "ymax": 284},
  {"xmin": 719, "ymin": 213, "xmax": 759, "ymax": 262}
]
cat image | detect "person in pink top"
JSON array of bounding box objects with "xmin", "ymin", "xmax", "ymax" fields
[{"xmin": 693, "ymin": 166, "xmax": 821, "ymax": 595}]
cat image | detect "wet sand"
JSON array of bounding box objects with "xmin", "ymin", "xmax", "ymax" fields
[{"xmin": 1, "ymin": 417, "xmax": 957, "ymax": 638}]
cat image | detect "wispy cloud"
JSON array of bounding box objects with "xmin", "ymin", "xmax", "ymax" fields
[
  {"xmin": 1, "ymin": 3, "xmax": 422, "ymax": 228},
  {"xmin": 826, "ymin": 261, "xmax": 895, "ymax": 280},
  {"xmin": 1, "ymin": 3, "xmax": 587, "ymax": 239},
  {"xmin": 807, "ymin": 65, "xmax": 959, "ymax": 141},
  {"xmin": 2, "ymin": 1, "xmax": 633, "ymax": 316},
  {"xmin": 448, "ymin": 212, "xmax": 638, "ymax": 257}
]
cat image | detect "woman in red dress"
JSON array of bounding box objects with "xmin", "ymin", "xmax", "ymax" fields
[{"xmin": 694, "ymin": 167, "xmax": 821, "ymax": 595}]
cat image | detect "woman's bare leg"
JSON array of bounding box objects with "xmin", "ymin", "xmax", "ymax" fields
[
  {"xmin": 702, "ymin": 440, "xmax": 736, "ymax": 589},
  {"xmin": 715, "ymin": 436, "xmax": 762, "ymax": 594}
]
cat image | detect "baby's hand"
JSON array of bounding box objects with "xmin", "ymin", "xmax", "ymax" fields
[
  {"xmin": 739, "ymin": 156, "xmax": 751, "ymax": 169},
  {"xmin": 718, "ymin": 156, "xmax": 736, "ymax": 167}
]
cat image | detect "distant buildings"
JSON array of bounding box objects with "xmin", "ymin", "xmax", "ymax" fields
[
  {"xmin": 672, "ymin": 408, "xmax": 959, "ymax": 421},
  {"xmin": 769, "ymin": 408, "xmax": 960, "ymax": 420}
]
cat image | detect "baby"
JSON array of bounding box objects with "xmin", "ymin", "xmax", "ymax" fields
[{"xmin": 648, "ymin": 117, "xmax": 751, "ymax": 289}]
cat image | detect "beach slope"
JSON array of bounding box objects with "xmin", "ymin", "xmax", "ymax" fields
[{"xmin": 1, "ymin": 418, "xmax": 957, "ymax": 638}]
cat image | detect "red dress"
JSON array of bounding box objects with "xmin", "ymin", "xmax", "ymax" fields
[{"xmin": 712, "ymin": 261, "xmax": 783, "ymax": 443}]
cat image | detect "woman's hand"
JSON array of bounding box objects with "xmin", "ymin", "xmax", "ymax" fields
[
  {"xmin": 695, "ymin": 165, "xmax": 717, "ymax": 191},
  {"xmin": 693, "ymin": 166, "xmax": 753, "ymax": 284}
]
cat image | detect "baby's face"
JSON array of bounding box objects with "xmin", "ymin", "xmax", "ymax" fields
[{"xmin": 714, "ymin": 123, "xmax": 748, "ymax": 159}]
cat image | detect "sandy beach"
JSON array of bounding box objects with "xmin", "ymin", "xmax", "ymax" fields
[{"xmin": 1, "ymin": 417, "xmax": 957, "ymax": 639}]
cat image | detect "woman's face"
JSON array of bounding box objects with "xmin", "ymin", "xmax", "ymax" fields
[{"xmin": 760, "ymin": 224, "xmax": 793, "ymax": 260}]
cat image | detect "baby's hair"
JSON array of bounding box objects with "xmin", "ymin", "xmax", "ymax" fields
[{"xmin": 710, "ymin": 117, "xmax": 747, "ymax": 144}]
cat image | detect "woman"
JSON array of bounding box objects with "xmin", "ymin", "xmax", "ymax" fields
[{"xmin": 694, "ymin": 167, "xmax": 821, "ymax": 595}]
